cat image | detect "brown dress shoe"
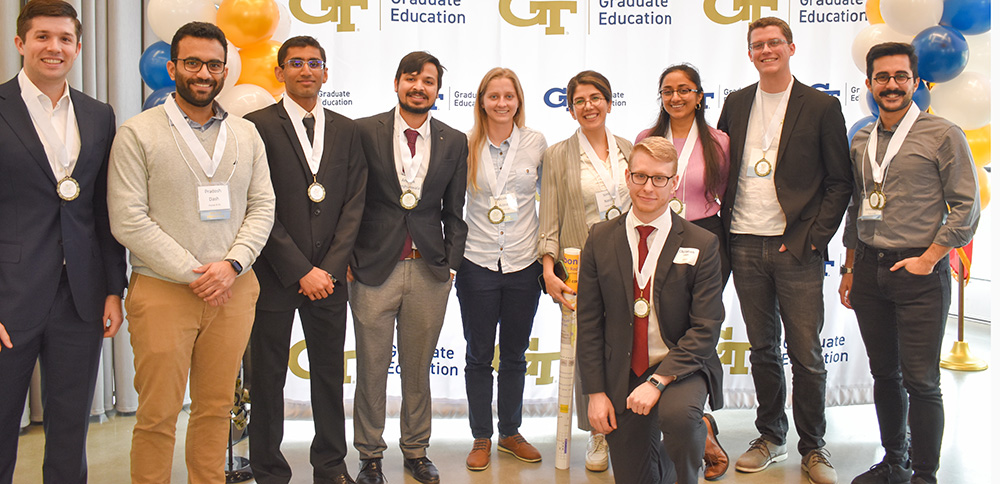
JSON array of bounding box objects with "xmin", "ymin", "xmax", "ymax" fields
[
  {"xmin": 466, "ymin": 438, "xmax": 491, "ymax": 471},
  {"xmin": 498, "ymin": 434, "xmax": 542, "ymax": 463},
  {"xmin": 703, "ymin": 413, "xmax": 729, "ymax": 481}
]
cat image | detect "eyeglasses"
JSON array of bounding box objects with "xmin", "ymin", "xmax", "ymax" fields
[
  {"xmin": 283, "ymin": 58, "xmax": 325, "ymax": 70},
  {"xmin": 872, "ymin": 73, "xmax": 912, "ymax": 85},
  {"xmin": 659, "ymin": 88, "xmax": 698, "ymax": 98},
  {"xmin": 173, "ymin": 57, "xmax": 225, "ymax": 74},
  {"xmin": 572, "ymin": 95, "xmax": 605, "ymax": 108},
  {"xmin": 748, "ymin": 38, "xmax": 788, "ymax": 51},
  {"xmin": 628, "ymin": 172, "xmax": 675, "ymax": 187}
]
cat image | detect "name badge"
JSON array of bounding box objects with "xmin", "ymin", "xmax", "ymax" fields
[
  {"xmin": 859, "ymin": 195, "xmax": 883, "ymax": 221},
  {"xmin": 198, "ymin": 184, "xmax": 231, "ymax": 220},
  {"xmin": 747, "ymin": 148, "xmax": 777, "ymax": 179},
  {"xmin": 489, "ymin": 193, "xmax": 519, "ymax": 223},
  {"xmin": 673, "ymin": 247, "xmax": 700, "ymax": 265}
]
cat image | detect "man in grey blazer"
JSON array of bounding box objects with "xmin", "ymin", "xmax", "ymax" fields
[
  {"xmin": 244, "ymin": 36, "xmax": 366, "ymax": 484},
  {"xmin": 577, "ymin": 136, "xmax": 725, "ymax": 484},
  {"xmin": 348, "ymin": 51, "xmax": 468, "ymax": 484},
  {"xmin": 0, "ymin": 2, "xmax": 126, "ymax": 483},
  {"xmin": 716, "ymin": 17, "xmax": 852, "ymax": 484}
]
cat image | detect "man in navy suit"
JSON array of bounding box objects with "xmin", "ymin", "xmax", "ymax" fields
[{"xmin": 0, "ymin": 1, "xmax": 126, "ymax": 483}]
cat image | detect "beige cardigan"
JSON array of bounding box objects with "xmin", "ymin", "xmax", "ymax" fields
[{"xmin": 538, "ymin": 132, "xmax": 633, "ymax": 261}]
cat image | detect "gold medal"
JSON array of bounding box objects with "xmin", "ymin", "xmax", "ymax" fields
[
  {"xmin": 606, "ymin": 205, "xmax": 621, "ymax": 219},
  {"xmin": 633, "ymin": 298, "xmax": 650, "ymax": 318},
  {"xmin": 668, "ymin": 198, "xmax": 683, "ymax": 214},
  {"xmin": 868, "ymin": 190, "xmax": 885, "ymax": 210},
  {"xmin": 754, "ymin": 158, "xmax": 772, "ymax": 177},
  {"xmin": 488, "ymin": 206, "xmax": 505, "ymax": 224},
  {"xmin": 400, "ymin": 190, "xmax": 418, "ymax": 210},
  {"xmin": 307, "ymin": 182, "xmax": 326, "ymax": 203},
  {"xmin": 57, "ymin": 176, "xmax": 80, "ymax": 201}
]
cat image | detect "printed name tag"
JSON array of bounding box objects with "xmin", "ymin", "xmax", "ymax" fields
[
  {"xmin": 198, "ymin": 184, "xmax": 231, "ymax": 220},
  {"xmin": 673, "ymin": 247, "xmax": 700, "ymax": 265}
]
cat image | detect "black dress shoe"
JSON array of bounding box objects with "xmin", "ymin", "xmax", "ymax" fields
[
  {"xmin": 403, "ymin": 457, "xmax": 440, "ymax": 484},
  {"xmin": 356, "ymin": 458, "xmax": 385, "ymax": 484},
  {"xmin": 330, "ymin": 472, "xmax": 357, "ymax": 484}
]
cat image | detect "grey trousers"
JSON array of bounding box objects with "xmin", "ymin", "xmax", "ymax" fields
[{"xmin": 349, "ymin": 259, "xmax": 452, "ymax": 460}]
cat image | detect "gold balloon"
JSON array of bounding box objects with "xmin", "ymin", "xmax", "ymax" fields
[
  {"xmin": 866, "ymin": 0, "xmax": 884, "ymax": 24},
  {"xmin": 976, "ymin": 165, "xmax": 990, "ymax": 210},
  {"xmin": 965, "ymin": 125, "xmax": 991, "ymax": 168},
  {"xmin": 217, "ymin": 0, "xmax": 280, "ymax": 48},
  {"xmin": 237, "ymin": 40, "xmax": 283, "ymax": 96}
]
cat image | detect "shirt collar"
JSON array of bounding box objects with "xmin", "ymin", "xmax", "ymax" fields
[
  {"xmin": 626, "ymin": 206, "xmax": 673, "ymax": 237},
  {"xmin": 394, "ymin": 106, "xmax": 431, "ymax": 139},
  {"xmin": 18, "ymin": 69, "xmax": 71, "ymax": 111},
  {"xmin": 168, "ymin": 93, "xmax": 228, "ymax": 131},
  {"xmin": 282, "ymin": 95, "xmax": 321, "ymax": 120}
]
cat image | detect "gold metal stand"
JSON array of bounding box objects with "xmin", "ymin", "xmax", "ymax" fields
[{"xmin": 940, "ymin": 255, "xmax": 988, "ymax": 371}]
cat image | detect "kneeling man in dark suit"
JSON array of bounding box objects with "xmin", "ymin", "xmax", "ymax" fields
[{"xmin": 577, "ymin": 136, "xmax": 725, "ymax": 484}]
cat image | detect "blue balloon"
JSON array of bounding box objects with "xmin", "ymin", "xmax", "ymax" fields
[
  {"xmin": 139, "ymin": 41, "xmax": 174, "ymax": 91},
  {"xmin": 912, "ymin": 26, "xmax": 969, "ymax": 83},
  {"xmin": 941, "ymin": 0, "xmax": 991, "ymax": 35},
  {"xmin": 912, "ymin": 80, "xmax": 931, "ymax": 111},
  {"xmin": 143, "ymin": 86, "xmax": 174, "ymax": 111},
  {"xmin": 866, "ymin": 90, "xmax": 879, "ymax": 117},
  {"xmin": 848, "ymin": 115, "xmax": 877, "ymax": 143}
]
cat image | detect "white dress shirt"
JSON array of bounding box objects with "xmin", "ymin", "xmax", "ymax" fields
[
  {"xmin": 18, "ymin": 69, "xmax": 81, "ymax": 181},
  {"xmin": 392, "ymin": 107, "xmax": 432, "ymax": 197}
]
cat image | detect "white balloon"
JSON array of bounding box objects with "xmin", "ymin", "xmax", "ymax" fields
[
  {"xmin": 224, "ymin": 41, "xmax": 242, "ymax": 90},
  {"xmin": 217, "ymin": 83, "xmax": 277, "ymax": 118},
  {"xmin": 929, "ymin": 72, "xmax": 991, "ymax": 130},
  {"xmin": 851, "ymin": 24, "xmax": 913, "ymax": 73},
  {"xmin": 858, "ymin": 92, "xmax": 872, "ymax": 116},
  {"xmin": 147, "ymin": 0, "xmax": 218, "ymax": 44},
  {"xmin": 964, "ymin": 33, "xmax": 990, "ymax": 77},
  {"xmin": 271, "ymin": 2, "xmax": 292, "ymax": 42},
  {"xmin": 880, "ymin": 0, "xmax": 944, "ymax": 35}
]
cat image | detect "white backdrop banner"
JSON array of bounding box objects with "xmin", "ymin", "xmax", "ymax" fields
[{"xmin": 276, "ymin": 0, "xmax": 877, "ymax": 414}]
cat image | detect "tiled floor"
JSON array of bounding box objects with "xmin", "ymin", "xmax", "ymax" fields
[{"xmin": 14, "ymin": 319, "xmax": 991, "ymax": 483}]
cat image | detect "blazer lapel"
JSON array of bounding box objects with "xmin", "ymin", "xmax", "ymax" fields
[
  {"xmin": 377, "ymin": 109, "xmax": 401, "ymax": 196},
  {"xmin": 422, "ymin": 118, "xmax": 446, "ymax": 192},
  {"xmin": 652, "ymin": 213, "xmax": 684, "ymax": 309},
  {"xmin": 730, "ymin": 84, "xmax": 755, "ymax": 168},
  {"xmin": 316, "ymin": 109, "xmax": 339, "ymax": 180},
  {"xmin": 69, "ymin": 89, "xmax": 95, "ymax": 174},
  {"xmin": 776, "ymin": 80, "xmax": 805, "ymax": 168},
  {"xmin": 0, "ymin": 80, "xmax": 55, "ymax": 183},
  {"xmin": 614, "ymin": 217, "xmax": 634, "ymax": 308},
  {"xmin": 278, "ymin": 103, "xmax": 313, "ymax": 182}
]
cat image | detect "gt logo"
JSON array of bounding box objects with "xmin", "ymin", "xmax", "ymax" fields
[
  {"xmin": 703, "ymin": 0, "xmax": 777, "ymax": 24},
  {"xmin": 290, "ymin": 0, "xmax": 368, "ymax": 32},
  {"xmin": 499, "ymin": 0, "xmax": 577, "ymax": 35}
]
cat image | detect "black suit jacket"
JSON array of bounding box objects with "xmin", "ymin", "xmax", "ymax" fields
[
  {"xmin": 244, "ymin": 102, "xmax": 367, "ymax": 310},
  {"xmin": 0, "ymin": 77, "xmax": 126, "ymax": 328},
  {"xmin": 577, "ymin": 212, "xmax": 725, "ymax": 411},
  {"xmin": 350, "ymin": 108, "xmax": 468, "ymax": 285},
  {"xmin": 717, "ymin": 80, "xmax": 853, "ymax": 261}
]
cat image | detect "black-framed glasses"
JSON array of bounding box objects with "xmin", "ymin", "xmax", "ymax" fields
[
  {"xmin": 283, "ymin": 58, "xmax": 325, "ymax": 70},
  {"xmin": 571, "ymin": 95, "xmax": 605, "ymax": 108},
  {"xmin": 748, "ymin": 38, "xmax": 788, "ymax": 51},
  {"xmin": 659, "ymin": 88, "xmax": 698, "ymax": 98},
  {"xmin": 628, "ymin": 172, "xmax": 675, "ymax": 187},
  {"xmin": 173, "ymin": 57, "xmax": 225, "ymax": 74},
  {"xmin": 872, "ymin": 73, "xmax": 913, "ymax": 85}
]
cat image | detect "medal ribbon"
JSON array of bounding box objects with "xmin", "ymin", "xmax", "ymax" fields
[
  {"xmin": 282, "ymin": 97, "xmax": 325, "ymax": 176},
  {"xmin": 627, "ymin": 218, "xmax": 669, "ymax": 293},
  {"xmin": 164, "ymin": 96, "xmax": 228, "ymax": 178},
  {"xmin": 578, "ymin": 127, "xmax": 623, "ymax": 208},
  {"xmin": 480, "ymin": 125, "xmax": 521, "ymax": 200},
  {"xmin": 754, "ymin": 77, "xmax": 794, "ymax": 153},
  {"xmin": 866, "ymin": 103, "xmax": 919, "ymax": 187},
  {"xmin": 665, "ymin": 120, "xmax": 699, "ymax": 209},
  {"xmin": 27, "ymin": 92, "xmax": 77, "ymax": 179},
  {"xmin": 399, "ymin": 126, "xmax": 424, "ymax": 184}
]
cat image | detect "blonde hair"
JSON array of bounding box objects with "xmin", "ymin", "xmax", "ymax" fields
[
  {"xmin": 467, "ymin": 68, "xmax": 526, "ymax": 191},
  {"xmin": 630, "ymin": 136, "xmax": 678, "ymax": 170}
]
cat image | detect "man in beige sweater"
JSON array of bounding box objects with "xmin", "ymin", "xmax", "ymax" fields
[{"xmin": 107, "ymin": 22, "xmax": 274, "ymax": 484}]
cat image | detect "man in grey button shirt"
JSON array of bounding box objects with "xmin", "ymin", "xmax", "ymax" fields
[{"xmin": 839, "ymin": 42, "xmax": 980, "ymax": 484}]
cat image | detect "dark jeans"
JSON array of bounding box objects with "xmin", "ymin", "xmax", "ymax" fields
[
  {"xmin": 849, "ymin": 242, "xmax": 950, "ymax": 483},
  {"xmin": 455, "ymin": 259, "xmax": 542, "ymax": 439},
  {"xmin": 730, "ymin": 234, "xmax": 827, "ymax": 455}
]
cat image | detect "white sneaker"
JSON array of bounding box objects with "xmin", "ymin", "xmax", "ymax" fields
[{"xmin": 585, "ymin": 433, "xmax": 609, "ymax": 472}]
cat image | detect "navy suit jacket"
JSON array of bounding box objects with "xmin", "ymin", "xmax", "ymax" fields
[
  {"xmin": 0, "ymin": 77, "xmax": 126, "ymax": 329},
  {"xmin": 350, "ymin": 108, "xmax": 468, "ymax": 285}
]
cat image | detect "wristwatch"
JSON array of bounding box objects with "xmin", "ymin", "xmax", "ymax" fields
[
  {"xmin": 225, "ymin": 258, "xmax": 243, "ymax": 275},
  {"xmin": 646, "ymin": 375, "xmax": 666, "ymax": 392},
  {"xmin": 840, "ymin": 265, "xmax": 853, "ymax": 275}
]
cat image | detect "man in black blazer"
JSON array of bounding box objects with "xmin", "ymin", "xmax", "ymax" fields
[
  {"xmin": 0, "ymin": 2, "xmax": 126, "ymax": 483},
  {"xmin": 716, "ymin": 17, "xmax": 852, "ymax": 484},
  {"xmin": 578, "ymin": 136, "xmax": 725, "ymax": 484},
  {"xmin": 347, "ymin": 51, "xmax": 468, "ymax": 484},
  {"xmin": 244, "ymin": 36, "xmax": 366, "ymax": 484}
]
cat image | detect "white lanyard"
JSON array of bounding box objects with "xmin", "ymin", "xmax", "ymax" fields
[
  {"xmin": 164, "ymin": 96, "xmax": 227, "ymax": 178},
  {"xmin": 399, "ymin": 128, "xmax": 424, "ymax": 184},
  {"xmin": 578, "ymin": 127, "xmax": 622, "ymax": 207},
  {"xmin": 481, "ymin": 125, "xmax": 521, "ymax": 198},
  {"xmin": 282, "ymin": 97, "xmax": 325, "ymax": 175},
  {"xmin": 28, "ymin": 94, "xmax": 77, "ymax": 177},
  {"xmin": 755, "ymin": 77, "xmax": 794, "ymax": 152},
  {"xmin": 628, "ymin": 220, "xmax": 669, "ymax": 292},
  {"xmin": 866, "ymin": 103, "xmax": 919, "ymax": 186},
  {"xmin": 665, "ymin": 120, "xmax": 698, "ymax": 187}
]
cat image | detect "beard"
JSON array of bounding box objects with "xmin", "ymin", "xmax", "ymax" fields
[
  {"xmin": 875, "ymin": 89, "xmax": 912, "ymax": 113},
  {"xmin": 398, "ymin": 90, "xmax": 434, "ymax": 115},
  {"xmin": 175, "ymin": 77, "xmax": 223, "ymax": 108}
]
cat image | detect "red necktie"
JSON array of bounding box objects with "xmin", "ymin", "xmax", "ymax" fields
[
  {"xmin": 400, "ymin": 129, "xmax": 419, "ymax": 260},
  {"xmin": 631, "ymin": 225, "xmax": 655, "ymax": 376}
]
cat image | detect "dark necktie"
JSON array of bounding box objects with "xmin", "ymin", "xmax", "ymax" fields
[
  {"xmin": 303, "ymin": 114, "xmax": 315, "ymax": 144},
  {"xmin": 631, "ymin": 225, "xmax": 655, "ymax": 376},
  {"xmin": 400, "ymin": 128, "xmax": 420, "ymax": 260}
]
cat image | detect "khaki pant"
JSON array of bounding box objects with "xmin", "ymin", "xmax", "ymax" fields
[{"xmin": 125, "ymin": 271, "xmax": 259, "ymax": 484}]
